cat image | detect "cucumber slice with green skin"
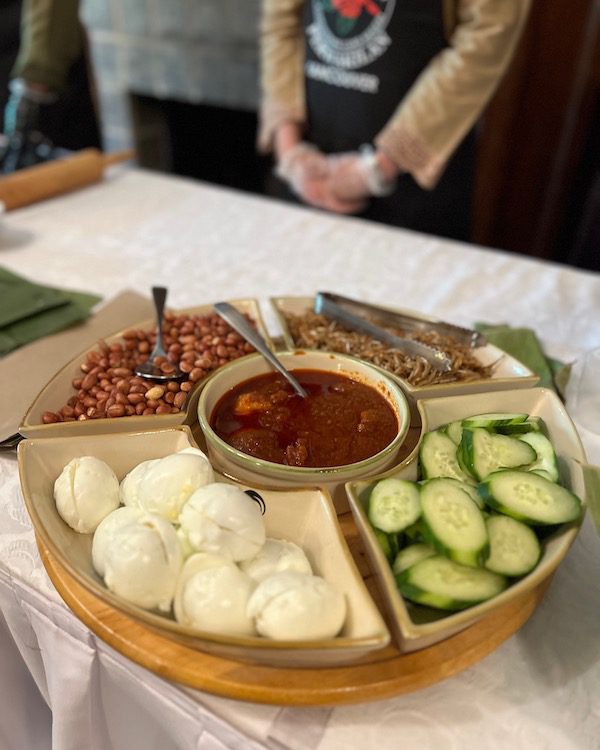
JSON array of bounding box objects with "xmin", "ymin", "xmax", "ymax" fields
[
  {"xmin": 444, "ymin": 420, "xmax": 463, "ymax": 446},
  {"xmin": 496, "ymin": 416, "xmax": 543, "ymax": 435},
  {"xmin": 484, "ymin": 514, "xmax": 541, "ymax": 576},
  {"xmin": 397, "ymin": 555, "xmax": 507, "ymax": 611},
  {"xmin": 456, "ymin": 445, "xmax": 477, "ymax": 481},
  {"xmin": 519, "ymin": 432, "xmax": 559, "ymax": 483},
  {"xmin": 419, "ymin": 478, "xmax": 489, "ymax": 567},
  {"xmin": 368, "ymin": 478, "xmax": 421, "ymax": 534},
  {"xmin": 478, "ymin": 470, "xmax": 583, "ymax": 525},
  {"xmin": 425, "ymin": 476, "xmax": 485, "ymax": 509},
  {"xmin": 460, "ymin": 427, "xmax": 537, "ymax": 481},
  {"xmin": 419, "ymin": 430, "xmax": 475, "ymax": 484},
  {"xmin": 404, "ymin": 520, "xmax": 425, "ymax": 542},
  {"xmin": 373, "ymin": 528, "xmax": 399, "ymax": 563},
  {"xmin": 532, "ymin": 469, "xmax": 554, "ymax": 481},
  {"xmin": 392, "ymin": 543, "xmax": 436, "ymax": 575},
  {"xmin": 457, "ymin": 481, "xmax": 484, "ymax": 510},
  {"xmin": 462, "ymin": 413, "xmax": 529, "ymax": 429}
]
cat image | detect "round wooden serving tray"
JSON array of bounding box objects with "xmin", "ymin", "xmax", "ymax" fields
[{"xmin": 38, "ymin": 514, "xmax": 551, "ymax": 707}]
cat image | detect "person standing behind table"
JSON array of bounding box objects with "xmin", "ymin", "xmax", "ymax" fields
[
  {"xmin": 1, "ymin": 0, "xmax": 101, "ymax": 173},
  {"xmin": 258, "ymin": 0, "xmax": 532, "ymax": 241}
]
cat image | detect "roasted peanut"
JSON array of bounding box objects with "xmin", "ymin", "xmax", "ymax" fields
[
  {"xmin": 81, "ymin": 371, "xmax": 98, "ymax": 391},
  {"xmin": 145, "ymin": 386, "xmax": 165, "ymax": 400},
  {"xmin": 107, "ymin": 404, "xmax": 126, "ymax": 418},
  {"xmin": 48, "ymin": 309, "xmax": 259, "ymax": 424}
]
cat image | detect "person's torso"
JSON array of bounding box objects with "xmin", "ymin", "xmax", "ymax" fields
[{"xmin": 303, "ymin": 0, "xmax": 446, "ymax": 152}]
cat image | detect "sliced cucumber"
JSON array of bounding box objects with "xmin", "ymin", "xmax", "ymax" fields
[
  {"xmin": 425, "ymin": 475, "xmax": 484, "ymax": 509},
  {"xmin": 444, "ymin": 420, "xmax": 463, "ymax": 446},
  {"xmin": 397, "ymin": 555, "xmax": 507, "ymax": 610},
  {"xmin": 496, "ymin": 416, "xmax": 543, "ymax": 435},
  {"xmin": 519, "ymin": 432, "xmax": 559, "ymax": 483},
  {"xmin": 460, "ymin": 427, "xmax": 537, "ymax": 481},
  {"xmin": 419, "ymin": 430, "xmax": 474, "ymax": 484},
  {"xmin": 478, "ymin": 470, "xmax": 583, "ymax": 525},
  {"xmin": 462, "ymin": 413, "xmax": 529, "ymax": 429},
  {"xmin": 456, "ymin": 445, "xmax": 477, "ymax": 481},
  {"xmin": 404, "ymin": 520, "xmax": 425, "ymax": 542},
  {"xmin": 373, "ymin": 528, "xmax": 400, "ymax": 563},
  {"xmin": 368, "ymin": 478, "xmax": 421, "ymax": 534},
  {"xmin": 532, "ymin": 469, "xmax": 555, "ymax": 482},
  {"xmin": 420, "ymin": 478, "xmax": 489, "ymax": 567},
  {"xmin": 484, "ymin": 514, "xmax": 541, "ymax": 576},
  {"xmin": 392, "ymin": 543, "xmax": 436, "ymax": 575}
]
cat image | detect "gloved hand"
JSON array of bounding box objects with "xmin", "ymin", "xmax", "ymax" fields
[
  {"xmin": 276, "ymin": 142, "xmax": 366, "ymax": 214},
  {"xmin": 1, "ymin": 79, "xmax": 57, "ymax": 173},
  {"xmin": 327, "ymin": 146, "xmax": 399, "ymax": 203}
]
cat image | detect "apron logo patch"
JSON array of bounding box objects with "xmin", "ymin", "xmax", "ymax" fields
[
  {"xmin": 307, "ymin": 0, "xmax": 395, "ymax": 70},
  {"xmin": 327, "ymin": 0, "xmax": 382, "ymax": 35}
]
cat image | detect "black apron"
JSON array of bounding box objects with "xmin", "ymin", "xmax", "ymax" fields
[
  {"xmin": 268, "ymin": 0, "xmax": 475, "ymax": 241},
  {"xmin": 304, "ymin": 0, "xmax": 446, "ymax": 153}
]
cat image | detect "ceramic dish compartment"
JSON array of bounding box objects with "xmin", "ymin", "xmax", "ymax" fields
[
  {"xmin": 346, "ymin": 387, "xmax": 588, "ymax": 653},
  {"xmin": 18, "ymin": 426, "xmax": 390, "ymax": 667},
  {"xmin": 271, "ymin": 296, "xmax": 539, "ymax": 400},
  {"xmin": 197, "ymin": 349, "xmax": 412, "ymax": 513},
  {"xmin": 19, "ymin": 299, "xmax": 269, "ymax": 439}
]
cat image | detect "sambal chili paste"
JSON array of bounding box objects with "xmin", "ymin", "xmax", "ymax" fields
[{"xmin": 210, "ymin": 369, "xmax": 398, "ymax": 468}]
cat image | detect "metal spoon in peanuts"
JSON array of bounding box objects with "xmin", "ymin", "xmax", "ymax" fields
[{"xmin": 135, "ymin": 287, "xmax": 185, "ymax": 381}]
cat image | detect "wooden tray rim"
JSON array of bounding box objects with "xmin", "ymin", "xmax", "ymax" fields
[{"xmin": 38, "ymin": 537, "xmax": 551, "ymax": 707}]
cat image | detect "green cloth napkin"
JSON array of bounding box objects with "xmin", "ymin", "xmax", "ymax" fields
[
  {"xmin": 0, "ymin": 267, "xmax": 101, "ymax": 356},
  {"xmin": 475, "ymin": 322, "xmax": 571, "ymax": 395},
  {"xmin": 581, "ymin": 463, "xmax": 600, "ymax": 537}
]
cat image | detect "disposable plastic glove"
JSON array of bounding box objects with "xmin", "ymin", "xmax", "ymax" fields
[
  {"xmin": 276, "ymin": 142, "xmax": 366, "ymax": 214},
  {"xmin": 328, "ymin": 147, "xmax": 398, "ymax": 202},
  {"xmin": 1, "ymin": 80, "xmax": 56, "ymax": 173}
]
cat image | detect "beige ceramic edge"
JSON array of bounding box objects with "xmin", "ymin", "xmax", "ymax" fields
[
  {"xmin": 270, "ymin": 296, "xmax": 540, "ymax": 398},
  {"xmin": 17, "ymin": 425, "xmax": 390, "ymax": 668},
  {"xmin": 197, "ymin": 349, "xmax": 411, "ymax": 512},
  {"xmin": 345, "ymin": 387, "xmax": 587, "ymax": 653},
  {"xmin": 19, "ymin": 299, "xmax": 269, "ymax": 439}
]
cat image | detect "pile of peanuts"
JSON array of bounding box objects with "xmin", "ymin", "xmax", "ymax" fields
[{"xmin": 41, "ymin": 310, "xmax": 255, "ymax": 423}]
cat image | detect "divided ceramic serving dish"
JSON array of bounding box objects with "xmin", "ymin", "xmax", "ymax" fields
[
  {"xmin": 18, "ymin": 292, "xmax": 590, "ymax": 689},
  {"xmin": 271, "ymin": 296, "xmax": 539, "ymax": 400},
  {"xmin": 19, "ymin": 299, "xmax": 269, "ymax": 439},
  {"xmin": 18, "ymin": 426, "xmax": 390, "ymax": 668},
  {"xmin": 346, "ymin": 387, "xmax": 588, "ymax": 653}
]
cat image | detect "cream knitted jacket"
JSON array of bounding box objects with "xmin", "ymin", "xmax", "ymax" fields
[{"xmin": 259, "ymin": 0, "xmax": 531, "ymax": 188}]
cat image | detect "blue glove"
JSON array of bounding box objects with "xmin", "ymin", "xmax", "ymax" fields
[{"xmin": 1, "ymin": 79, "xmax": 57, "ymax": 173}]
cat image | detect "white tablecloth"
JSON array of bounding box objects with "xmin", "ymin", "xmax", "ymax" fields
[{"xmin": 1, "ymin": 169, "xmax": 599, "ymax": 750}]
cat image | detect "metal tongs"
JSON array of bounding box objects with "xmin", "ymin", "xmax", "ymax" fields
[{"xmin": 314, "ymin": 292, "xmax": 484, "ymax": 373}]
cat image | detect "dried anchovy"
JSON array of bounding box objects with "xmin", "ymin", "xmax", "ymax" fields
[{"xmin": 283, "ymin": 311, "xmax": 494, "ymax": 387}]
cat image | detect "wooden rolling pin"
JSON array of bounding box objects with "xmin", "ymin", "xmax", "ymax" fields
[{"xmin": 0, "ymin": 148, "xmax": 135, "ymax": 211}]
